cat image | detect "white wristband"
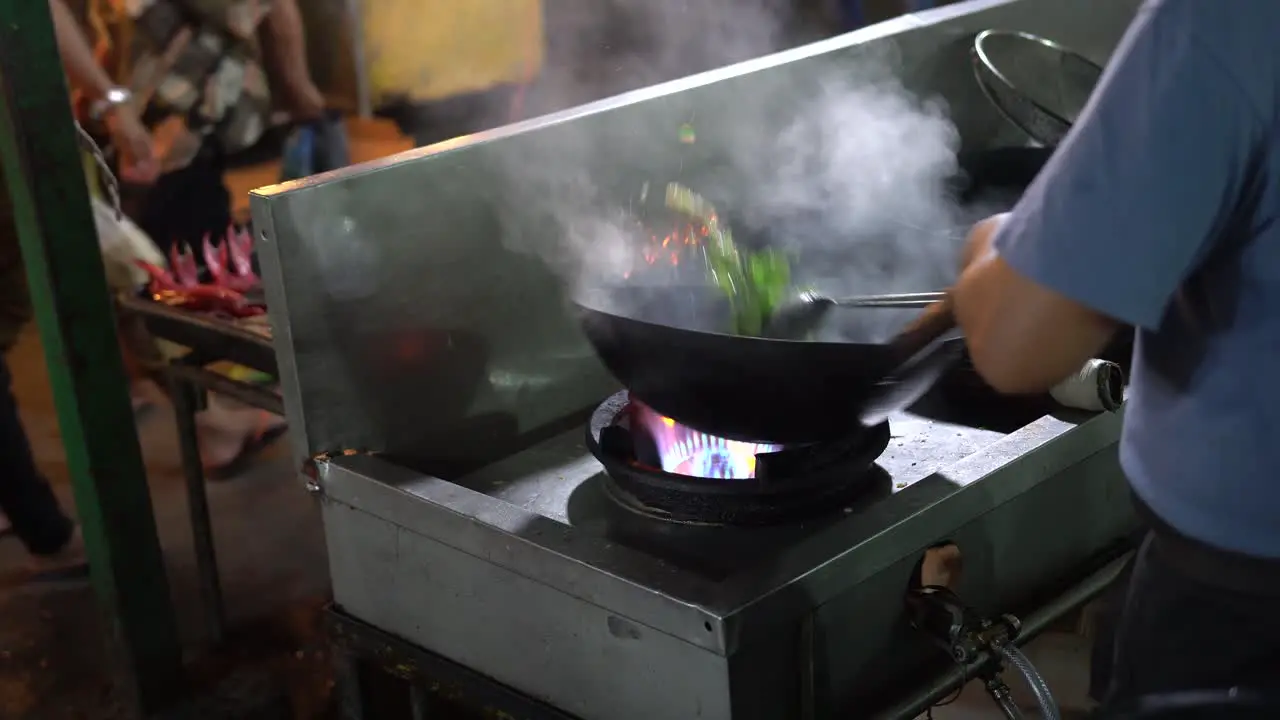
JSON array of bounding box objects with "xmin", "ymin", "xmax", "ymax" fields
[{"xmin": 1050, "ymin": 359, "xmax": 1124, "ymax": 412}]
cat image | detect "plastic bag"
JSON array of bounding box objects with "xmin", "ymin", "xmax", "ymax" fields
[
  {"xmin": 80, "ymin": 143, "xmax": 165, "ymax": 291},
  {"xmin": 280, "ymin": 112, "xmax": 351, "ymax": 182},
  {"xmin": 93, "ymin": 195, "xmax": 166, "ymax": 290}
]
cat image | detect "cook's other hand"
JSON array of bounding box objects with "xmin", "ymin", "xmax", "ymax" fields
[
  {"xmin": 960, "ymin": 213, "xmax": 1010, "ymax": 272},
  {"xmin": 105, "ymin": 106, "xmax": 159, "ymax": 184}
]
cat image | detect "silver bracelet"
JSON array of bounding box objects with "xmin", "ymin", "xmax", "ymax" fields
[{"xmin": 88, "ymin": 87, "xmax": 133, "ymax": 122}]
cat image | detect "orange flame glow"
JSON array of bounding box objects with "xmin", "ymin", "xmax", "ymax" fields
[{"xmin": 631, "ymin": 401, "xmax": 781, "ymax": 480}]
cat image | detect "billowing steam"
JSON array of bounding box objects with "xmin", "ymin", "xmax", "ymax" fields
[
  {"xmin": 734, "ymin": 64, "xmax": 962, "ymax": 299},
  {"xmin": 492, "ymin": 0, "xmax": 972, "ymax": 342}
]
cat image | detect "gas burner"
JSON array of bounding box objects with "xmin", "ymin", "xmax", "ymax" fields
[{"xmin": 586, "ymin": 391, "xmax": 890, "ymax": 526}]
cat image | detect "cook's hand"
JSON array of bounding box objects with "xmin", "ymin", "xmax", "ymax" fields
[
  {"xmin": 105, "ymin": 107, "xmax": 160, "ymax": 184},
  {"xmin": 960, "ymin": 212, "xmax": 1009, "ymax": 272}
]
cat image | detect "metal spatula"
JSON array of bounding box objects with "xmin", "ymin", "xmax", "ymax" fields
[{"xmin": 764, "ymin": 290, "xmax": 946, "ymax": 340}]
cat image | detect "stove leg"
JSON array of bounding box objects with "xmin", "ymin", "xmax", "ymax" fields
[
  {"xmin": 408, "ymin": 685, "xmax": 429, "ymax": 720},
  {"xmin": 798, "ymin": 614, "xmax": 817, "ymax": 720},
  {"xmin": 333, "ymin": 652, "xmax": 368, "ymax": 720}
]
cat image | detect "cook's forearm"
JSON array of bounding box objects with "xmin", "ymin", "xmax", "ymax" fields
[
  {"xmin": 954, "ymin": 252, "xmax": 1118, "ymax": 395},
  {"xmin": 49, "ymin": 0, "xmax": 116, "ymax": 100}
]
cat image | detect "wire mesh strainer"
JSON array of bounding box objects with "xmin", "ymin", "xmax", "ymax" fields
[{"xmin": 972, "ymin": 29, "xmax": 1104, "ymax": 146}]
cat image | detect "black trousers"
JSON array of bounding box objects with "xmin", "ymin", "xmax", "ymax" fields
[
  {"xmin": 0, "ymin": 170, "xmax": 74, "ymax": 556},
  {"xmin": 132, "ymin": 141, "xmax": 232, "ymax": 262},
  {"xmin": 0, "ymin": 352, "xmax": 74, "ymax": 555},
  {"xmin": 1095, "ymin": 528, "xmax": 1280, "ymax": 708}
]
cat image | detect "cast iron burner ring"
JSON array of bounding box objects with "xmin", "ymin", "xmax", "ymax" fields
[{"xmin": 586, "ymin": 391, "xmax": 890, "ymax": 526}]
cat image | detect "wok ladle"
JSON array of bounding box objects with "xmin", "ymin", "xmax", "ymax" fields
[{"xmin": 763, "ymin": 290, "xmax": 948, "ymax": 340}]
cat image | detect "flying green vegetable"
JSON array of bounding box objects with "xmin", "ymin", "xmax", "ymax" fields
[{"xmin": 665, "ymin": 183, "xmax": 791, "ymax": 337}]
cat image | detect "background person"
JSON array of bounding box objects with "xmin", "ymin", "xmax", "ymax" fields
[{"xmin": 86, "ymin": 0, "xmax": 326, "ymax": 472}]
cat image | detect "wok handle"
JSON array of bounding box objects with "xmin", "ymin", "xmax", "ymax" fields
[
  {"xmin": 896, "ymin": 294, "xmax": 957, "ymax": 347},
  {"xmin": 860, "ymin": 296, "xmax": 961, "ymax": 426},
  {"xmin": 834, "ymin": 291, "xmax": 947, "ymax": 308}
]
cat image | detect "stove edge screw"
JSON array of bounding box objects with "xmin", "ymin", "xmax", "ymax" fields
[{"xmin": 301, "ymin": 457, "xmax": 324, "ymax": 494}]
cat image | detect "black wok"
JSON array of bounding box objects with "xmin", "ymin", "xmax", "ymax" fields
[
  {"xmin": 577, "ymin": 288, "xmax": 960, "ymax": 443},
  {"xmin": 573, "ymin": 146, "xmax": 1055, "ymax": 444}
]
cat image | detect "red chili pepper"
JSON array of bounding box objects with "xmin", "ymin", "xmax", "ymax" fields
[
  {"xmin": 169, "ymin": 242, "xmax": 200, "ymax": 287},
  {"xmin": 137, "ymin": 261, "xmax": 180, "ymax": 294},
  {"xmin": 229, "ymin": 305, "xmax": 267, "ymax": 318},
  {"xmin": 226, "ymin": 225, "xmax": 261, "ymax": 291},
  {"xmin": 202, "ymin": 233, "xmax": 230, "ymax": 288},
  {"xmin": 228, "ymin": 226, "xmax": 252, "ymax": 275},
  {"xmin": 142, "ymin": 245, "xmax": 267, "ymax": 317},
  {"xmin": 184, "ymin": 284, "xmax": 245, "ymax": 301},
  {"xmin": 150, "ymin": 283, "xmax": 265, "ymax": 317}
]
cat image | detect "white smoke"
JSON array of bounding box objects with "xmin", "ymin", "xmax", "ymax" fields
[{"xmin": 492, "ymin": 0, "xmax": 969, "ymax": 341}]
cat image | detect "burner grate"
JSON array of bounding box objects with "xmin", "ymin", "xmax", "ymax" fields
[{"xmin": 586, "ymin": 391, "xmax": 890, "ymax": 525}]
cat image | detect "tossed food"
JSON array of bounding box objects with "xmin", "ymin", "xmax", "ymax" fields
[{"xmin": 664, "ymin": 182, "xmax": 791, "ymax": 337}]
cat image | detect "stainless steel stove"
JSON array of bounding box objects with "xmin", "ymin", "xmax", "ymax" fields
[
  {"xmin": 250, "ymin": 0, "xmax": 1145, "ymax": 717},
  {"xmin": 315, "ymin": 395, "xmax": 1128, "ymax": 720}
]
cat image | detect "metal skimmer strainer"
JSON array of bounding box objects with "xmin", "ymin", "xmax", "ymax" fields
[{"xmin": 972, "ymin": 29, "xmax": 1104, "ymax": 146}]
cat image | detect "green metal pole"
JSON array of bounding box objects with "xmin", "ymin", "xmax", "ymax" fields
[{"xmin": 0, "ymin": 1, "xmax": 183, "ymax": 714}]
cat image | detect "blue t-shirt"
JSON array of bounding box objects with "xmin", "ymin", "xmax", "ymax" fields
[{"xmin": 993, "ymin": 0, "xmax": 1280, "ymax": 558}]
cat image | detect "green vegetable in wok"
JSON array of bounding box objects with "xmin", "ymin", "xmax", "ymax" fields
[{"xmin": 665, "ymin": 183, "xmax": 791, "ymax": 337}]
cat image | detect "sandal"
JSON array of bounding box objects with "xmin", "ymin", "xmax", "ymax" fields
[
  {"xmin": 204, "ymin": 410, "xmax": 289, "ymax": 481},
  {"xmin": 27, "ymin": 562, "xmax": 91, "ymax": 585},
  {"xmin": 133, "ymin": 395, "xmax": 158, "ymax": 421},
  {"xmin": 26, "ymin": 527, "xmax": 90, "ymax": 586},
  {"xmin": 131, "ymin": 380, "xmax": 161, "ymax": 421}
]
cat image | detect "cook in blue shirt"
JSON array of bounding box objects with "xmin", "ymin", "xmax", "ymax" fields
[{"xmin": 953, "ymin": 0, "xmax": 1280, "ymax": 704}]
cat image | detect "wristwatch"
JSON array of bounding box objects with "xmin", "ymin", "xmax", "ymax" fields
[{"xmin": 88, "ymin": 87, "xmax": 133, "ymax": 121}]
